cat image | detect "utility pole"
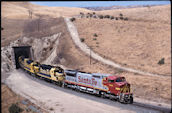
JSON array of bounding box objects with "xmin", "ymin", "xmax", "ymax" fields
[
  {"xmin": 90, "ymin": 48, "xmax": 91, "ymax": 65},
  {"xmin": 89, "ymin": 46, "xmax": 94, "ymax": 65},
  {"xmin": 37, "ymin": 15, "xmax": 41, "ymax": 32},
  {"xmin": 28, "ymin": 10, "xmax": 32, "ymax": 19}
]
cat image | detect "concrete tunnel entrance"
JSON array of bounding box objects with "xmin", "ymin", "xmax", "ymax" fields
[{"xmin": 12, "ymin": 46, "xmax": 33, "ymax": 69}]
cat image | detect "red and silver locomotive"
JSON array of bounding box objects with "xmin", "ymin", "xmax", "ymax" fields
[{"xmin": 64, "ymin": 70, "xmax": 133, "ymax": 104}]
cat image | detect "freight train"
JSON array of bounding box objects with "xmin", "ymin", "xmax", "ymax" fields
[{"xmin": 18, "ymin": 56, "xmax": 133, "ymax": 104}]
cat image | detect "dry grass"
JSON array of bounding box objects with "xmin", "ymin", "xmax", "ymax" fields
[
  {"xmin": 74, "ymin": 5, "xmax": 171, "ymax": 76},
  {"xmin": 1, "ymin": 83, "xmax": 47, "ymax": 113},
  {"xmin": 1, "ymin": 1, "xmax": 91, "ymax": 19},
  {"xmin": 1, "ymin": 1, "xmax": 91, "ymax": 47}
]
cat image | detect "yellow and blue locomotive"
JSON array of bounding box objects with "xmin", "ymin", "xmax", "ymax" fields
[{"xmin": 18, "ymin": 56, "xmax": 65, "ymax": 86}]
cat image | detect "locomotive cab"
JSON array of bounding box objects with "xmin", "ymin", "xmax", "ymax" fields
[
  {"xmin": 54, "ymin": 66, "xmax": 65, "ymax": 81},
  {"xmin": 103, "ymin": 76, "xmax": 133, "ymax": 104}
]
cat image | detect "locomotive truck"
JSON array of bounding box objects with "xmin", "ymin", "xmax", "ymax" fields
[{"xmin": 18, "ymin": 56, "xmax": 133, "ymax": 104}]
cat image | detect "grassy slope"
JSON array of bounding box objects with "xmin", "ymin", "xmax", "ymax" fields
[{"xmin": 74, "ymin": 4, "xmax": 171, "ymax": 76}]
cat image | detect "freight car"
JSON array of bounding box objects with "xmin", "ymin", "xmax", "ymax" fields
[{"xmin": 18, "ymin": 56, "xmax": 133, "ymax": 104}]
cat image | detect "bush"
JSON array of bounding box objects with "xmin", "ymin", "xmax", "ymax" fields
[
  {"xmin": 93, "ymin": 33, "xmax": 98, "ymax": 37},
  {"xmin": 89, "ymin": 14, "xmax": 93, "ymax": 17},
  {"xmin": 158, "ymin": 58, "xmax": 165, "ymax": 65},
  {"xmin": 119, "ymin": 13, "xmax": 123, "ymax": 16},
  {"xmin": 104, "ymin": 15, "xmax": 110, "ymax": 18},
  {"xmin": 80, "ymin": 38, "xmax": 85, "ymax": 42},
  {"xmin": 80, "ymin": 12, "xmax": 84, "ymax": 15},
  {"xmin": 110, "ymin": 16, "xmax": 114, "ymax": 20},
  {"xmin": 124, "ymin": 17, "xmax": 128, "ymax": 21},
  {"xmin": 120, "ymin": 16, "xmax": 124, "ymax": 20},
  {"xmin": 9, "ymin": 104, "xmax": 23, "ymax": 113},
  {"xmin": 98, "ymin": 15, "xmax": 104, "ymax": 19},
  {"xmin": 93, "ymin": 38, "xmax": 97, "ymax": 40},
  {"xmin": 1, "ymin": 27, "xmax": 4, "ymax": 30},
  {"xmin": 116, "ymin": 17, "xmax": 118, "ymax": 20},
  {"xmin": 70, "ymin": 18, "xmax": 76, "ymax": 22},
  {"xmin": 93, "ymin": 12, "xmax": 96, "ymax": 15}
]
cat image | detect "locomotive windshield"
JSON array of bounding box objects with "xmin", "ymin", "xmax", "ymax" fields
[
  {"xmin": 116, "ymin": 77, "xmax": 126, "ymax": 82},
  {"xmin": 54, "ymin": 68, "xmax": 64, "ymax": 73}
]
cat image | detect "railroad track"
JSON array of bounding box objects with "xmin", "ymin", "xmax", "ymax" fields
[
  {"xmin": 23, "ymin": 69, "xmax": 171, "ymax": 113},
  {"xmin": 133, "ymin": 102, "xmax": 171, "ymax": 113}
]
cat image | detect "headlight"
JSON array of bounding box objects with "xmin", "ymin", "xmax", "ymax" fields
[{"xmin": 115, "ymin": 87, "xmax": 120, "ymax": 90}]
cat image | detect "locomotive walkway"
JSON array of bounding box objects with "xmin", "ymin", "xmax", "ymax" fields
[{"xmin": 64, "ymin": 17, "xmax": 169, "ymax": 78}]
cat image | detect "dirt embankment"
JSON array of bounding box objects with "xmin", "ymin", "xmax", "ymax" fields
[{"xmin": 2, "ymin": 83, "xmax": 47, "ymax": 113}]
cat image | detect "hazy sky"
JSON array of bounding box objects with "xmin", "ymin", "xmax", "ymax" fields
[{"xmin": 30, "ymin": 1, "xmax": 170, "ymax": 7}]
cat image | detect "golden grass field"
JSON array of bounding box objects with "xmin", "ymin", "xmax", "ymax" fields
[
  {"xmin": 74, "ymin": 4, "xmax": 171, "ymax": 76},
  {"xmin": 1, "ymin": 2, "xmax": 171, "ymax": 105}
]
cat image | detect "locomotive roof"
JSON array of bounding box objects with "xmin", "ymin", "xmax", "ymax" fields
[
  {"xmin": 26, "ymin": 60, "xmax": 33, "ymax": 64},
  {"xmin": 40, "ymin": 64, "xmax": 54, "ymax": 70},
  {"xmin": 92, "ymin": 73, "xmax": 111, "ymax": 77}
]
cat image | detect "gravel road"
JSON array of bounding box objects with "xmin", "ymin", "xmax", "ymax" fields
[
  {"xmin": 64, "ymin": 17, "xmax": 169, "ymax": 78},
  {"xmin": 5, "ymin": 69, "xmax": 163, "ymax": 113}
]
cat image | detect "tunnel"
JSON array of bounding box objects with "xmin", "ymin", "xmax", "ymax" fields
[{"xmin": 12, "ymin": 46, "xmax": 33, "ymax": 69}]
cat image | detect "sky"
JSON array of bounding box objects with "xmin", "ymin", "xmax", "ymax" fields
[{"xmin": 30, "ymin": 1, "xmax": 171, "ymax": 7}]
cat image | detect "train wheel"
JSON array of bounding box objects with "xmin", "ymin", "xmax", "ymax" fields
[
  {"xmin": 129, "ymin": 96, "xmax": 133, "ymax": 104},
  {"xmin": 100, "ymin": 92, "xmax": 105, "ymax": 98}
]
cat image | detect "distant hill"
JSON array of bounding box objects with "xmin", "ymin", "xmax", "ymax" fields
[{"xmin": 82, "ymin": 4, "xmax": 167, "ymax": 11}]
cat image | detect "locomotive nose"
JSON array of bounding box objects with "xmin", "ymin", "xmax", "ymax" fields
[{"xmin": 120, "ymin": 83, "xmax": 130, "ymax": 93}]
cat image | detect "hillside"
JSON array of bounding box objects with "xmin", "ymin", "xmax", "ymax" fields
[
  {"xmin": 1, "ymin": 2, "xmax": 171, "ymax": 111},
  {"xmin": 74, "ymin": 4, "xmax": 171, "ymax": 76},
  {"xmin": 1, "ymin": 1, "xmax": 91, "ymax": 47}
]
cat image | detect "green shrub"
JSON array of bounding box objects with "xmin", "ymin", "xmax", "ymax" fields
[
  {"xmin": 80, "ymin": 12, "xmax": 84, "ymax": 15},
  {"xmin": 110, "ymin": 16, "xmax": 114, "ymax": 19},
  {"xmin": 98, "ymin": 15, "xmax": 104, "ymax": 19},
  {"xmin": 93, "ymin": 33, "xmax": 98, "ymax": 37},
  {"xmin": 80, "ymin": 38, "xmax": 85, "ymax": 42},
  {"xmin": 105, "ymin": 15, "xmax": 110, "ymax": 18},
  {"xmin": 158, "ymin": 58, "xmax": 165, "ymax": 65},
  {"xmin": 93, "ymin": 38, "xmax": 97, "ymax": 40},
  {"xmin": 70, "ymin": 18, "xmax": 76, "ymax": 22},
  {"xmin": 124, "ymin": 17, "xmax": 128, "ymax": 21},
  {"xmin": 119, "ymin": 13, "xmax": 123, "ymax": 16},
  {"xmin": 89, "ymin": 14, "xmax": 93, "ymax": 17},
  {"xmin": 120, "ymin": 16, "xmax": 123, "ymax": 20},
  {"xmin": 8, "ymin": 103, "xmax": 23, "ymax": 113}
]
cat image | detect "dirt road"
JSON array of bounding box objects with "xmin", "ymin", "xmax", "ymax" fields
[{"xmin": 64, "ymin": 17, "xmax": 169, "ymax": 78}]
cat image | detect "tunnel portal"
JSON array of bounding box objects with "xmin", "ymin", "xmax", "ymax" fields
[{"xmin": 12, "ymin": 46, "xmax": 32, "ymax": 69}]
